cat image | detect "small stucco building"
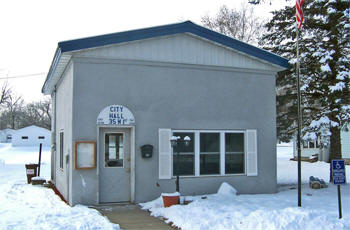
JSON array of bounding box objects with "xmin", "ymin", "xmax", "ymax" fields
[
  {"xmin": 11, "ymin": 125, "xmax": 51, "ymax": 147},
  {"xmin": 42, "ymin": 21, "xmax": 289, "ymax": 206}
]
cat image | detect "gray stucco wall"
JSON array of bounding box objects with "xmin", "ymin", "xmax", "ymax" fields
[
  {"xmin": 55, "ymin": 62, "xmax": 73, "ymax": 203},
  {"xmin": 66, "ymin": 57, "xmax": 277, "ymax": 205}
]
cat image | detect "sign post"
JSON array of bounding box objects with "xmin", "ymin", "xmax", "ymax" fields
[{"xmin": 332, "ymin": 159, "xmax": 346, "ymax": 219}]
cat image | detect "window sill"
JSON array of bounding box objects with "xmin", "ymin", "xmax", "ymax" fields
[{"xmin": 172, "ymin": 174, "xmax": 246, "ymax": 179}]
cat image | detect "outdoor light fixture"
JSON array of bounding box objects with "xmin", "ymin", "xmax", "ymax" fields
[
  {"xmin": 170, "ymin": 136, "xmax": 179, "ymax": 148},
  {"xmin": 170, "ymin": 135, "xmax": 191, "ymax": 195},
  {"xmin": 184, "ymin": 136, "xmax": 191, "ymax": 147}
]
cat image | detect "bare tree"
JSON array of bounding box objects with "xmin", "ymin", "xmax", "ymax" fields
[
  {"xmin": 21, "ymin": 99, "xmax": 51, "ymax": 130},
  {"xmin": 2, "ymin": 93, "xmax": 24, "ymax": 129},
  {"xmin": 0, "ymin": 82, "xmax": 11, "ymax": 106},
  {"xmin": 201, "ymin": 4, "xmax": 266, "ymax": 45},
  {"xmin": 0, "ymin": 82, "xmax": 52, "ymax": 130},
  {"xmin": 39, "ymin": 99, "xmax": 51, "ymax": 127}
]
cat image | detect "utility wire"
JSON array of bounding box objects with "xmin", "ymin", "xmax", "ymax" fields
[{"xmin": 0, "ymin": 72, "xmax": 46, "ymax": 80}]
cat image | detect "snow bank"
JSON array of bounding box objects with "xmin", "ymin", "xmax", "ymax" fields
[
  {"xmin": 0, "ymin": 182, "xmax": 120, "ymax": 229},
  {"xmin": 140, "ymin": 154, "xmax": 350, "ymax": 230},
  {"xmin": 141, "ymin": 184, "xmax": 350, "ymax": 230},
  {"xmin": 217, "ymin": 182, "xmax": 237, "ymax": 196},
  {"xmin": 140, "ymin": 196, "xmax": 164, "ymax": 210},
  {"xmin": 0, "ymin": 145, "xmax": 120, "ymax": 230}
]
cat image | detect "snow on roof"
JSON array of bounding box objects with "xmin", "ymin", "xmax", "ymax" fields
[{"xmin": 13, "ymin": 125, "xmax": 50, "ymax": 133}]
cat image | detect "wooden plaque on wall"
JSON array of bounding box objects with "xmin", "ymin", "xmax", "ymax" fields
[{"xmin": 75, "ymin": 141, "xmax": 96, "ymax": 169}]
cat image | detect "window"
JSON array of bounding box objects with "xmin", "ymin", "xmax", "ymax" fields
[
  {"xmin": 105, "ymin": 133, "xmax": 124, "ymax": 167},
  {"xmin": 171, "ymin": 130, "xmax": 247, "ymax": 177},
  {"xmin": 38, "ymin": 136, "xmax": 45, "ymax": 139},
  {"xmin": 316, "ymin": 139, "xmax": 320, "ymax": 148},
  {"xmin": 303, "ymin": 139, "xmax": 320, "ymax": 149},
  {"xmin": 200, "ymin": 133, "xmax": 220, "ymax": 175},
  {"xmin": 173, "ymin": 132, "xmax": 195, "ymax": 176},
  {"xmin": 22, "ymin": 136, "xmax": 28, "ymax": 139},
  {"xmin": 59, "ymin": 132, "xmax": 64, "ymax": 169},
  {"xmin": 302, "ymin": 141, "xmax": 308, "ymax": 148},
  {"xmin": 225, "ymin": 133, "xmax": 244, "ymax": 174},
  {"xmin": 309, "ymin": 141, "xmax": 315, "ymax": 148}
]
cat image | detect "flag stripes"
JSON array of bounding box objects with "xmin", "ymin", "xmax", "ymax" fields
[{"xmin": 296, "ymin": 0, "xmax": 305, "ymax": 29}]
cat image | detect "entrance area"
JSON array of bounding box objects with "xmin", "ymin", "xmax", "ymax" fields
[
  {"xmin": 99, "ymin": 127, "xmax": 131, "ymax": 203},
  {"xmin": 95, "ymin": 204, "xmax": 174, "ymax": 230}
]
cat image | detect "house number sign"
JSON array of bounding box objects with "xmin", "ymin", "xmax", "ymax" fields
[{"xmin": 97, "ymin": 105, "xmax": 135, "ymax": 125}]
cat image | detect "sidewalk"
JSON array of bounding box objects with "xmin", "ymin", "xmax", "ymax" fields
[{"xmin": 94, "ymin": 204, "xmax": 174, "ymax": 230}]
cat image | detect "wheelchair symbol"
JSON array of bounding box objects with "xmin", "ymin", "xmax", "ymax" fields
[{"xmin": 335, "ymin": 162, "xmax": 341, "ymax": 169}]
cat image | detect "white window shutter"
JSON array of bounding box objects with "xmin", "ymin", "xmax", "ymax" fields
[
  {"xmin": 159, "ymin": 129, "xmax": 172, "ymax": 179},
  {"xmin": 246, "ymin": 129, "xmax": 258, "ymax": 176}
]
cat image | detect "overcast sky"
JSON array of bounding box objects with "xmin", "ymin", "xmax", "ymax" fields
[{"xmin": 0, "ymin": 0, "xmax": 289, "ymax": 102}]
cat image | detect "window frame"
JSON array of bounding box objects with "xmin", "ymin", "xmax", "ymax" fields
[
  {"xmin": 199, "ymin": 132, "xmax": 221, "ymax": 176},
  {"xmin": 171, "ymin": 130, "xmax": 246, "ymax": 178},
  {"xmin": 104, "ymin": 132, "xmax": 125, "ymax": 168},
  {"xmin": 303, "ymin": 138, "xmax": 320, "ymax": 149},
  {"xmin": 224, "ymin": 132, "xmax": 246, "ymax": 175},
  {"xmin": 172, "ymin": 132, "xmax": 195, "ymax": 176}
]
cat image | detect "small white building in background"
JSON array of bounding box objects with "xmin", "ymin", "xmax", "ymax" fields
[
  {"xmin": 0, "ymin": 128, "xmax": 14, "ymax": 143},
  {"xmin": 11, "ymin": 125, "xmax": 51, "ymax": 147},
  {"xmin": 293, "ymin": 127, "xmax": 350, "ymax": 163}
]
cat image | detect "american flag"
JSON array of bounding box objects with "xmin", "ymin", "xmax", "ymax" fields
[{"xmin": 296, "ymin": 0, "xmax": 305, "ymax": 29}]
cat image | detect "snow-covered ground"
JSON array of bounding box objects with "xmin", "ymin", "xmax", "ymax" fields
[
  {"xmin": 0, "ymin": 143, "xmax": 120, "ymax": 230},
  {"xmin": 1, "ymin": 143, "xmax": 349, "ymax": 230},
  {"xmin": 0, "ymin": 143, "xmax": 51, "ymax": 165},
  {"xmin": 276, "ymin": 145, "xmax": 347, "ymax": 184},
  {"xmin": 141, "ymin": 145, "xmax": 350, "ymax": 230}
]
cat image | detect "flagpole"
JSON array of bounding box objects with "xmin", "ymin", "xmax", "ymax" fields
[{"xmin": 296, "ymin": 24, "xmax": 302, "ymax": 207}]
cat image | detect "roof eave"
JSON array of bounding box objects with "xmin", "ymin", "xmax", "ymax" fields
[{"xmin": 42, "ymin": 47, "xmax": 62, "ymax": 95}]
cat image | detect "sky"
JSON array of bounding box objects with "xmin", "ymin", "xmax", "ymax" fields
[{"xmin": 0, "ymin": 0, "xmax": 289, "ymax": 102}]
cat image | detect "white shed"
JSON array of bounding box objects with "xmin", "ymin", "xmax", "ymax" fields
[
  {"xmin": 0, "ymin": 128, "xmax": 14, "ymax": 143},
  {"xmin": 12, "ymin": 125, "xmax": 51, "ymax": 147},
  {"xmin": 293, "ymin": 126, "xmax": 350, "ymax": 163}
]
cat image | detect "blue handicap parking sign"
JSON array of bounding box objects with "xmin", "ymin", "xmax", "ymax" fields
[{"xmin": 332, "ymin": 160, "xmax": 346, "ymax": 185}]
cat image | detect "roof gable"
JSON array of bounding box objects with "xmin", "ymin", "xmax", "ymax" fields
[
  {"xmin": 42, "ymin": 21, "xmax": 289, "ymax": 94},
  {"xmin": 58, "ymin": 21, "xmax": 289, "ymax": 68},
  {"xmin": 76, "ymin": 33, "xmax": 280, "ymax": 71}
]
